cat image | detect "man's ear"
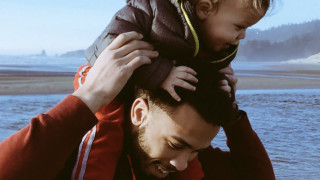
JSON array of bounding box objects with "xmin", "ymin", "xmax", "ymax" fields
[
  {"xmin": 196, "ymin": 0, "xmax": 214, "ymax": 20},
  {"xmin": 131, "ymin": 98, "xmax": 149, "ymax": 127}
]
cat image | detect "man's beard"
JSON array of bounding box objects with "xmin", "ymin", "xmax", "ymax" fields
[
  {"xmin": 129, "ymin": 125, "xmax": 168, "ymax": 179},
  {"xmin": 130, "ymin": 125, "xmax": 152, "ymax": 174}
]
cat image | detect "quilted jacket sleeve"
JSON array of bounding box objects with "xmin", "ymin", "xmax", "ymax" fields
[{"xmin": 85, "ymin": 1, "xmax": 173, "ymax": 90}]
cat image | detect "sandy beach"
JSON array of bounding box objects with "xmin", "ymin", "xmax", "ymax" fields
[
  {"xmin": 0, "ymin": 70, "xmax": 75, "ymax": 95},
  {"xmin": 0, "ymin": 63, "xmax": 319, "ymax": 95},
  {"xmin": 237, "ymin": 76, "xmax": 320, "ymax": 89},
  {"xmin": 236, "ymin": 63, "xmax": 320, "ymax": 89}
]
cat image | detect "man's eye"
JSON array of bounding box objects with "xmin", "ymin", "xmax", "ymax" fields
[{"xmin": 169, "ymin": 142, "xmax": 184, "ymax": 150}]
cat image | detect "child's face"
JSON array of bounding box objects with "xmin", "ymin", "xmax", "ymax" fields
[{"xmin": 197, "ymin": 0, "xmax": 263, "ymax": 52}]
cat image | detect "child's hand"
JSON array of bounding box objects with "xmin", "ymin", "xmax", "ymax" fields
[
  {"xmin": 217, "ymin": 65, "xmax": 238, "ymax": 100},
  {"xmin": 161, "ymin": 66, "xmax": 198, "ymax": 101}
]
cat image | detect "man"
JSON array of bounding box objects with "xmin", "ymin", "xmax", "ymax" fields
[
  {"xmin": 0, "ymin": 32, "xmax": 275, "ymax": 179},
  {"xmin": 71, "ymin": 58, "xmax": 275, "ymax": 179}
]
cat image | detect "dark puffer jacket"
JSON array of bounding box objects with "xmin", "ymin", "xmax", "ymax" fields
[{"xmin": 85, "ymin": 0, "xmax": 238, "ymax": 90}]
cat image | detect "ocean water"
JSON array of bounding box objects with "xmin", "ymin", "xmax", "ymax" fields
[{"xmin": 0, "ymin": 89, "xmax": 319, "ymax": 179}]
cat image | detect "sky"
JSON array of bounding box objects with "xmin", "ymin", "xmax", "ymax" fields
[{"xmin": 0, "ymin": 0, "xmax": 319, "ymax": 55}]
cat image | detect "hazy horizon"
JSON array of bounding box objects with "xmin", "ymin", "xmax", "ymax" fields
[{"xmin": 1, "ymin": 0, "xmax": 319, "ymax": 55}]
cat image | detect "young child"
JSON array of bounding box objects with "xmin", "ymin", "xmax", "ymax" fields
[{"xmin": 72, "ymin": 0, "xmax": 271, "ymax": 179}]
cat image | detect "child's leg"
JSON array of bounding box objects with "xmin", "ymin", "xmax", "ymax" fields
[{"xmin": 72, "ymin": 64, "xmax": 124, "ymax": 180}]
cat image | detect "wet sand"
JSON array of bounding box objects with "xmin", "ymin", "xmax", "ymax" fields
[
  {"xmin": 235, "ymin": 63, "xmax": 320, "ymax": 90},
  {"xmin": 0, "ymin": 63, "xmax": 319, "ymax": 95},
  {"xmin": 237, "ymin": 76, "xmax": 320, "ymax": 90},
  {"xmin": 0, "ymin": 70, "xmax": 75, "ymax": 95}
]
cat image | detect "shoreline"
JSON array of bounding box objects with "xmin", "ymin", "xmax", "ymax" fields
[
  {"xmin": 237, "ymin": 76, "xmax": 320, "ymax": 90},
  {"xmin": 0, "ymin": 70, "xmax": 75, "ymax": 95},
  {"xmin": 1, "ymin": 66, "xmax": 320, "ymax": 95}
]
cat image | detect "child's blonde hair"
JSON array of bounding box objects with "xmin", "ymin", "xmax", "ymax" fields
[{"xmin": 191, "ymin": 0, "xmax": 272, "ymax": 17}]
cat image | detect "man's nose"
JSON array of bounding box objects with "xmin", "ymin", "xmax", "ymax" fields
[{"xmin": 169, "ymin": 152, "xmax": 191, "ymax": 171}]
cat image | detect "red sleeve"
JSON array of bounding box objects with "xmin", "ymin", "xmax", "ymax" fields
[
  {"xmin": 0, "ymin": 95, "xmax": 98, "ymax": 180},
  {"xmin": 72, "ymin": 64, "xmax": 125, "ymax": 180},
  {"xmin": 198, "ymin": 111, "xmax": 275, "ymax": 180}
]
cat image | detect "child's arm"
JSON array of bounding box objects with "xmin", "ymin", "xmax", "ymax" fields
[
  {"xmin": 217, "ymin": 64, "xmax": 237, "ymax": 101},
  {"xmin": 161, "ymin": 64, "xmax": 237, "ymax": 102},
  {"xmin": 161, "ymin": 65, "xmax": 198, "ymax": 101},
  {"xmin": 86, "ymin": 2, "xmax": 174, "ymax": 90}
]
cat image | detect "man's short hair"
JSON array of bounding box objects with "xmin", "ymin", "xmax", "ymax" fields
[{"xmin": 133, "ymin": 66, "xmax": 236, "ymax": 126}]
